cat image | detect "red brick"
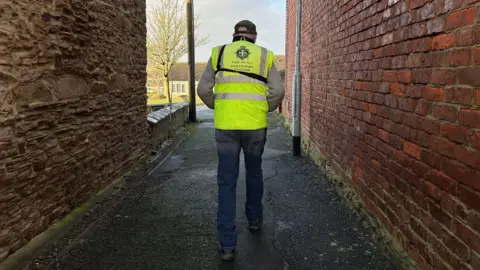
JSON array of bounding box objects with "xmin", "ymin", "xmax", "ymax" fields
[
  {"xmin": 455, "ymin": 27, "xmax": 480, "ymax": 46},
  {"xmin": 383, "ymin": 71, "xmax": 396, "ymax": 82},
  {"xmin": 378, "ymin": 105, "xmax": 390, "ymax": 118},
  {"xmin": 390, "ymin": 83, "xmax": 406, "ymax": 96},
  {"xmin": 458, "ymin": 202, "xmax": 471, "ymax": 221},
  {"xmin": 432, "ymin": 104, "xmax": 459, "ymax": 122},
  {"xmin": 440, "ymin": 124, "xmax": 470, "ymax": 144},
  {"xmin": 402, "ymin": 112, "xmax": 418, "ymax": 128},
  {"xmin": 408, "ymin": 0, "xmax": 425, "ymax": 10},
  {"xmin": 413, "ymin": 69, "xmax": 432, "ymax": 83},
  {"xmin": 445, "ymin": 87, "xmax": 474, "ymax": 106},
  {"xmin": 446, "ymin": 48, "xmax": 472, "ymax": 66},
  {"xmin": 420, "ymin": 178, "xmax": 442, "ymax": 201},
  {"xmin": 477, "ymin": 89, "xmax": 480, "ymax": 106},
  {"xmin": 432, "ymin": 33, "xmax": 455, "ymax": 50},
  {"xmin": 412, "ymin": 189, "xmax": 431, "ymax": 212},
  {"xmin": 382, "ymin": 118, "xmax": 394, "ymax": 133},
  {"xmin": 392, "ymin": 148, "xmax": 412, "ymax": 169},
  {"xmin": 428, "ymin": 17, "xmax": 445, "ymax": 35},
  {"xmin": 432, "ymin": 253, "xmax": 453, "ymax": 270},
  {"xmin": 453, "ymin": 145, "xmax": 480, "ymax": 170},
  {"xmin": 471, "ymin": 251, "xmax": 480, "ymax": 270},
  {"xmin": 412, "ymin": 160, "xmax": 430, "ymax": 178},
  {"xmin": 427, "ymin": 51, "xmax": 447, "ymax": 67},
  {"xmin": 411, "ymin": 216, "xmax": 428, "ymax": 240},
  {"xmin": 444, "ymin": 158, "xmax": 480, "ymax": 192},
  {"xmin": 430, "ymin": 202, "xmax": 454, "ymax": 229},
  {"xmin": 418, "ymin": 117, "xmax": 441, "ymax": 134},
  {"xmin": 398, "ymin": 97, "xmax": 417, "ymax": 112},
  {"xmin": 431, "ymin": 69, "xmax": 457, "ymax": 85},
  {"xmin": 475, "ymin": 46, "xmax": 480, "ymax": 65},
  {"xmin": 411, "ymin": 37, "xmax": 432, "ymax": 52},
  {"xmin": 411, "ymin": 22, "xmax": 428, "ymax": 39},
  {"xmin": 378, "ymin": 128, "xmax": 389, "ymax": 143},
  {"xmin": 404, "ymin": 141, "xmax": 422, "ymax": 160},
  {"xmin": 359, "ymin": 102, "xmax": 370, "ymax": 112},
  {"xmin": 444, "ymin": 0, "xmax": 466, "ymax": 12},
  {"xmin": 355, "ymin": 81, "xmax": 373, "ymax": 91},
  {"xmin": 415, "ymin": 100, "xmax": 431, "ymax": 116},
  {"xmin": 458, "ymin": 67, "xmax": 480, "ymax": 86},
  {"xmin": 459, "ymin": 109, "xmax": 480, "ymax": 128},
  {"xmin": 426, "ymin": 170, "xmax": 457, "ymax": 194},
  {"xmin": 459, "ymin": 184, "xmax": 480, "ymax": 212},
  {"xmin": 398, "ymin": 70, "xmax": 413, "ymax": 84},
  {"xmin": 422, "ymin": 86, "xmax": 444, "ymax": 101},
  {"xmin": 441, "ymin": 227, "xmax": 471, "ymax": 262},
  {"xmin": 455, "ymin": 221, "xmax": 480, "ymax": 254},
  {"xmin": 413, "ymin": 129, "xmax": 430, "ymax": 148},
  {"xmin": 395, "ymin": 40, "xmax": 411, "ymax": 55},
  {"xmin": 473, "ymin": 131, "xmax": 480, "ymax": 150},
  {"xmin": 391, "ymin": 134, "xmax": 406, "ymax": 150},
  {"xmin": 478, "ymin": 6, "xmax": 480, "ymax": 25},
  {"xmin": 406, "ymin": 85, "xmax": 422, "ymax": 98},
  {"xmin": 283, "ymin": 2, "xmax": 480, "ymax": 268},
  {"xmin": 446, "ymin": 8, "xmax": 476, "ymax": 30},
  {"xmin": 440, "ymin": 191, "xmax": 458, "ymax": 217},
  {"xmin": 408, "ymin": 245, "xmax": 430, "ymax": 270},
  {"xmin": 430, "ymin": 136, "xmax": 456, "ymax": 159}
]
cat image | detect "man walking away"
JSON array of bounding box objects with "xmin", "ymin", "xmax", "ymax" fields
[{"xmin": 197, "ymin": 20, "xmax": 285, "ymax": 261}]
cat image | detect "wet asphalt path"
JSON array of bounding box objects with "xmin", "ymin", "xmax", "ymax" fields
[{"xmin": 36, "ymin": 107, "xmax": 397, "ymax": 270}]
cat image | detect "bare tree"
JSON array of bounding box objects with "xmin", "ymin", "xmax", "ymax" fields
[
  {"xmin": 147, "ymin": 0, "xmax": 209, "ymax": 105},
  {"xmin": 146, "ymin": 66, "xmax": 165, "ymax": 98}
]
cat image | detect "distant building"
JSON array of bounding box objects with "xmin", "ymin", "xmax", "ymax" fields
[
  {"xmin": 146, "ymin": 62, "xmax": 207, "ymax": 99},
  {"xmin": 274, "ymin": 54, "xmax": 286, "ymax": 73}
]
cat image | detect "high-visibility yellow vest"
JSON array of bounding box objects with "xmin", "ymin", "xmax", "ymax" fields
[{"xmin": 211, "ymin": 40, "xmax": 274, "ymax": 130}]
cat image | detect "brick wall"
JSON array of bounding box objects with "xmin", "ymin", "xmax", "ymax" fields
[
  {"xmin": 285, "ymin": 0, "xmax": 480, "ymax": 269},
  {"xmin": 0, "ymin": 0, "xmax": 149, "ymax": 262}
]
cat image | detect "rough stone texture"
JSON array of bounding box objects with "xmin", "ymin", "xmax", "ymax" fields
[
  {"xmin": 285, "ymin": 1, "xmax": 480, "ymax": 270},
  {"xmin": 0, "ymin": 0, "xmax": 149, "ymax": 263}
]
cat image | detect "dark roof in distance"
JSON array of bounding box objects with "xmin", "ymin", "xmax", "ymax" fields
[{"xmin": 168, "ymin": 62, "xmax": 208, "ymax": 81}]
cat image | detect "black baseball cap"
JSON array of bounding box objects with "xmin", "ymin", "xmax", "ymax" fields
[{"xmin": 234, "ymin": 20, "xmax": 257, "ymax": 35}]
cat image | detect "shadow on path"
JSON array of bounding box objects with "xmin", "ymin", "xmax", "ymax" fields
[{"xmin": 26, "ymin": 107, "xmax": 397, "ymax": 270}]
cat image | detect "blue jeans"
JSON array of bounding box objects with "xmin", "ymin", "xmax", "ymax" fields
[{"xmin": 215, "ymin": 129, "xmax": 267, "ymax": 249}]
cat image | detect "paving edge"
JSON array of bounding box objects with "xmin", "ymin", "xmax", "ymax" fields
[
  {"xmin": 0, "ymin": 123, "xmax": 193, "ymax": 270},
  {"xmin": 273, "ymin": 113, "xmax": 418, "ymax": 270}
]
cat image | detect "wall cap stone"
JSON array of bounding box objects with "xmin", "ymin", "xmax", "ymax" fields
[{"xmin": 147, "ymin": 102, "xmax": 188, "ymax": 124}]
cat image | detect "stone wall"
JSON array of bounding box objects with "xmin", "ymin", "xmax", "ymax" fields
[
  {"xmin": 0, "ymin": 0, "xmax": 149, "ymax": 262},
  {"xmin": 285, "ymin": 0, "xmax": 480, "ymax": 269},
  {"xmin": 148, "ymin": 103, "xmax": 189, "ymax": 150}
]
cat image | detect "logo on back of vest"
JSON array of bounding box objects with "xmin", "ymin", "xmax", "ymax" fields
[{"xmin": 235, "ymin": 46, "xmax": 250, "ymax": 60}]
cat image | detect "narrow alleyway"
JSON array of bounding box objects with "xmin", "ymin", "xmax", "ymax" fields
[{"xmin": 25, "ymin": 107, "xmax": 397, "ymax": 270}]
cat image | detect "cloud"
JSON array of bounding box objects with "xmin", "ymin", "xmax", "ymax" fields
[{"xmin": 146, "ymin": 0, "xmax": 286, "ymax": 62}]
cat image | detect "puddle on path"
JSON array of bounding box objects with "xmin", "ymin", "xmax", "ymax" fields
[{"xmin": 159, "ymin": 155, "xmax": 185, "ymax": 173}]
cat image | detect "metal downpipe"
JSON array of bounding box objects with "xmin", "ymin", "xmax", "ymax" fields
[{"xmin": 292, "ymin": 0, "xmax": 302, "ymax": 156}]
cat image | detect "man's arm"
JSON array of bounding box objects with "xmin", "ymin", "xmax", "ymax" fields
[
  {"xmin": 266, "ymin": 64, "xmax": 285, "ymax": 112},
  {"xmin": 197, "ymin": 57, "xmax": 215, "ymax": 109}
]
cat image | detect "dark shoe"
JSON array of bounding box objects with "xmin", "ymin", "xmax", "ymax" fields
[
  {"xmin": 248, "ymin": 219, "xmax": 263, "ymax": 232},
  {"xmin": 220, "ymin": 248, "xmax": 235, "ymax": 261}
]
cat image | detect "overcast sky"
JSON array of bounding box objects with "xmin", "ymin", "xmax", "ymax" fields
[{"xmin": 146, "ymin": 0, "xmax": 286, "ymax": 62}]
